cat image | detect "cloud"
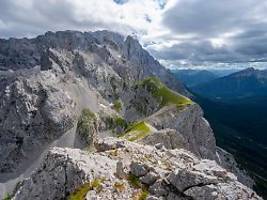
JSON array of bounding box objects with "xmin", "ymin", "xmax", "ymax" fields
[
  {"xmin": 0, "ymin": 0, "xmax": 267, "ymax": 69},
  {"xmin": 162, "ymin": 0, "xmax": 262, "ymax": 36},
  {"xmin": 0, "ymin": 0, "xmax": 163, "ymax": 38},
  {"xmin": 149, "ymin": 0, "xmax": 267, "ymax": 69}
]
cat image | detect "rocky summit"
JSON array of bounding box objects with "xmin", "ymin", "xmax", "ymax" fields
[
  {"xmin": 13, "ymin": 138, "xmax": 261, "ymax": 200},
  {"xmin": 0, "ymin": 30, "xmax": 261, "ymax": 199}
]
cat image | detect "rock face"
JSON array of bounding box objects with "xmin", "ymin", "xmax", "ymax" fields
[
  {"xmin": 140, "ymin": 128, "xmax": 188, "ymax": 150},
  {"xmin": 0, "ymin": 30, "xmax": 187, "ymax": 175},
  {"xmin": 0, "ymin": 30, "xmax": 187, "ymax": 98},
  {"xmin": 13, "ymin": 138, "xmax": 262, "ymax": 200},
  {"xmin": 0, "ymin": 71, "xmax": 77, "ymax": 174},
  {"xmin": 0, "ymin": 30, "xmax": 260, "ymax": 199},
  {"xmin": 146, "ymin": 104, "xmax": 217, "ymax": 160},
  {"xmin": 216, "ymin": 147, "xmax": 255, "ymax": 188}
]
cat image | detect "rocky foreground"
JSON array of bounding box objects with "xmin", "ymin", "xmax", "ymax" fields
[{"xmin": 13, "ymin": 137, "xmax": 261, "ymax": 200}]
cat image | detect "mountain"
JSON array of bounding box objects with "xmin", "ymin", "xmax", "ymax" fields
[
  {"xmin": 209, "ymin": 69, "xmax": 239, "ymax": 77},
  {"xmin": 0, "ymin": 30, "xmax": 261, "ymax": 199},
  {"xmin": 0, "ymin": 30, "xmax": 187, "ymax": 97},
  {"xmin": 171, "ymin": 69, "xmax": 218, "ymax": 87},
  {"xmin": 192, "ymin": 67, "xmax": 267, "ymax": 100}
]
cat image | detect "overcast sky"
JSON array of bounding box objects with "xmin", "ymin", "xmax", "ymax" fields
[{"xmin": 1, "ymin": 0, "xmax": 267, "ymax": 70}]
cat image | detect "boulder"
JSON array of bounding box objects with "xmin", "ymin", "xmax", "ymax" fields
[
  {"xmin": 12, "ymin": 138, "xmax": 262, "ymax": 200},
  {"xmin": 140, "ymin": 128, "xmax": 188, "ymax": 150}
]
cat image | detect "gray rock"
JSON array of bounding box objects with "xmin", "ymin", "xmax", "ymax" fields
[
  {"xmin": 12, "ymin": 138, "xmax": 262, "ymax": 200},
  {"xmin": 183, "ymin": 184, "xmax": 218, "ymax": 200},
  {"xmin": 0, "ymin": 30, "xmax": 188, "ymax": 98},
  {"xmin": 167, "ymin": 192, "xmax": 190, "ymax": 200},
  {"xmin": 115, "ymin": 161, "xmax": 126, "ymax": 179},
  {"xmin": 122, "ymin": 36, "xmax": 188, "ymax": 96},
  {"xmin": 146, "ymin": 104, "xmax": 217, "ymax": 160},
  {"xmin": 216, "ymin": 147, "xmax": 254, "ymax": 187},
  {"xmin": 0, "ymin": 71, "xmax": 77, "ymax": 174},
  {"xmin": 141, "ymin": 129, "xmax": 187, "ymax": 150},
  {"xmin": 147, "ymin": 196, "xmax": 160, "ymax": 200},
  {"xmin": 130, "ymin": 162, "xmax": 149, "ymax": 177},
  {"xmin": 167, "ymin": 169, "xmax": 218, "ymax": 192},
  {"xmin": 95, "ymin": 137, "xmax": 126, "ymax": 152},
  {"xmin": 140, "ymin": 171, "xmax": 159, "ymax": 185},
  {"xmin": 155, "ymin": 143, "xmax": 164, "ymax": 150},
  {"xmin": 148, "ymin": 181, "xmax": 169, "ymax": 197}
]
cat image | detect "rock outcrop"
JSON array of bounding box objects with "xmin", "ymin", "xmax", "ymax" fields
[
  {"xmin": 216, "ymin": 147, "xmax": 255, "ymax": 188},
  {"xmin": 146, "ymin": 104, "xmax": 217, "ymax": 160},
  {"xmin": 0, "ymin": 30, "xmax": 187, "ymax": 98},
  {"xmin": 140, "ymin": 128, "xmax": 188, "ymax": 150},
  {"xmin": 0, "ymin": 70, "xmax": 77, "ymax": 175},
  {"xmin": 13, "ymin": 138, "xmax": 262, "ymax": 200},
  {"xmin": 0, "ymin": 30, "xmax": 187, "ymax": 175}
]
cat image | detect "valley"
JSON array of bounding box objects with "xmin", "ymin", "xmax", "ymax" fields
[
  {"xmin": 194, "ymin": 95, "xmax": 267, "ymax": 198},
  {"xmin": 172, "ymin": 68, "xmax": 267, "ymax": 198}
]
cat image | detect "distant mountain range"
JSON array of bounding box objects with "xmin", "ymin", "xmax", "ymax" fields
[
  {"xmin": 171, "ymin": 69, "xmax": 218, "ymax": 87},
  {"xmin": 192, "ymin": 67, "xmax": 267, "ymax": 100},
  {"xmin": 171, "ymin": 67, "xmax": 267, "ymax": 198}
]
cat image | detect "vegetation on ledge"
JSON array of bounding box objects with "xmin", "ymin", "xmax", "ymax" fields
[
  {"xmin": 112, "ymin": 99, "xmax": 123, "ymax": 112},
  {"xmin": 2, "ymin": 193, "xmax": 11, "ymax": 200},
  {"xmin": 127, "ymin": 173, "xmax": 149, "ymax": 200},
  {"xmin": 67, "ymin": 183, "xmax": 91, "ymax": 200},
  {"xmin": 140, "ymin": 77, "xmax": 193, "ymax": 108},
  {"xmin": 127, "ymin": 173, "xmax": 142, "ymax": 188},
  {"xmin": 105, "ymin": 115, "xmax": 128, "ymax": 136},
  {"xmin": 135, "ymin": 188, "xmax": 149, "ymax": 200},
  {"xmin": 122, "ymin": 121, "xmax": 153, "ymax": 141},
  {"xmin": 67, "ymin": 178, "xmax": 104, "ymax": 200},
  {"xmin": 77, "ymin": 108, "xmax": 97, "ymax": 138}
]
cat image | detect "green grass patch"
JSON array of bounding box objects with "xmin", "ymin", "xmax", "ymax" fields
[
  {"xmin": 137, "ymin": 188, "xmax": 149, "ymax": 200},
  {"xmin": 122, "ymin": 121, "xmax": 152, "ymax": 141},
  {"xmin": 90, "ymin": 178, "xmax": 103, "ymax": 193},
  {"xmin": 114, "ymin": 117, "xmax": 128, "ymax": 129},
  {"xmin": 127, "ymin": 174, "xmax": 149, "ymax": 200},
  {"xmin": 77, "ymin": 108, "xmax": 96, "ymax": 138},
  {"xmin": 67, "ymin": 178, "xmax": 104, "ymax": 200},
  {"xmin": 105, "ymin": 115, "xmax": 128, "ymax": 136},
  {"xmin": 67, "ymin": 183, "xmax": 91, "ymax": 200},
  {"xmin": 112, "ymin": 99, "xmax": 122, "ymax": 112},
  {"xmin": 127, "ymin": 174, "xmax": 142, "ymax": 188},
  {"xmin": 140, "ymin": 77, "xmax": 192, "ymax": 107},
  {"xmin": 108, "ymin": 116, "xmax": 128, "ymax": 130},
  {"xmin": 2, "ymin": 193, "xmax": 11, "ymax": 200}
]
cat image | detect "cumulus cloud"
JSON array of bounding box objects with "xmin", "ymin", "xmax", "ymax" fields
[
  {"xmin": 149, "ymin": 0, "xmax": 267, "ymax": 69},
  {"xmin": 0, "ymin": 0, "xmax": 267, "ymax": 69},
  {"xmin": 0, "ymin": 0, "xmax": 163, "ymax": 37}
]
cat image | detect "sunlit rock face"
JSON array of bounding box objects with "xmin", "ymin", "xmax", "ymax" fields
[
  {"xmin": 0, "ymin": 30, "xmax": 187, "ymax": 175},
  {"xmin": 13, "ymin": 138, "xmax": 262, "ymax": 200}
]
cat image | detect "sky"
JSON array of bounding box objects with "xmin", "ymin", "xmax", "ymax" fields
[{"xmin": 0, "ymin": 0, "xmax": 267, "ymax": 70}]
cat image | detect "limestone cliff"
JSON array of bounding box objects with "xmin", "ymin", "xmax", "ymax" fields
[{"xmin": 13, "ymin": 138, "xmax": 262, "ymax": 200}]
